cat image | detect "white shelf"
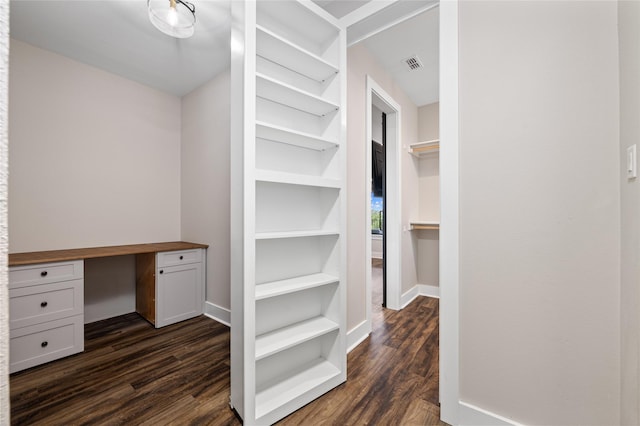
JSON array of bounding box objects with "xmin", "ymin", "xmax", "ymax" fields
[
  {"xmin": 256, "ymin": 73, "xmax": 339, "ymax": 117},
  {"xmin": 256, "ymin": 1, "xmax": 340, "ymax": 56},
  {"xmin": 410, "ymin": 221, "xmax": 440, "ymax": 230},
  {"xmin": 255, "ymin": 316, "xmax": 339, "ymax": 361},
  {"xmin": 232, "ymin": 3, "xmax": 345, "ymax": 424},
  {"xmin": 255, "ymin": 230, "xmax": 339, "ymax": 240},
  {"xmin": 256, "ymin": 25, "xmax": 338, "ymax": 83},
  {"xmin": 256, "ymin": 273, "xmax": 339, "ymax": 300},
  {"xmin": 409, "ymin": 140, "xmax": 440, "ymax": 157},
  {"xmin": 256, "ymin": 121, "xmax": 338, "ymax": 151},
  {"xmin": 255, "ymin": 358, "xmax": 341, "ymax": 420},
  {"xmin": 255, "ymin": 170, "xmax": 341, "ymax": 189}
]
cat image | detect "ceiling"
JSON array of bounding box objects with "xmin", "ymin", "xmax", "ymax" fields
[
  {"xmin": 360, "ymin": 5, "xmax": 439, "ymax": 106},
  {"xmin": 9, "ymin": 0, "xmax": 438, "ymax": 104},
  {"xmin": 9, "ymin": 0, "xmax": 231, "ymax": 97}
]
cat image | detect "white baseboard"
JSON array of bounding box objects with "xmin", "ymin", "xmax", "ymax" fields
[
  {"xmin": 346, "ymin": 319, "xmax": 370, "ymax": 353},
  {"xmin": 459, "ymin": 401, "xmax": 522, "ymax": 426},
  {"xmin": 418, "ymin": 284, "xmax": 440, "ymax": 299},
  {"xmin": 401, "ymin": 285, "xmax": 420, "ymax": 308},
  {"xmin": 400, "ymin": 284, "xmax": 440, "ymax": 309},
  {"xmin": 204, "ymin": 301, "xmax": 231, "ymax": 327}
]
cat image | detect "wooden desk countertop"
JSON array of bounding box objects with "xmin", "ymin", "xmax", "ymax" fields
[{"xmin": 9, "ymin": 241, "xmax": 209, "ymax": 266}]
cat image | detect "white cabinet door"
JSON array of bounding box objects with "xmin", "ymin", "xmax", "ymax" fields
[{"xmin": 155, "ymin": 261, "xmax": 204, "ymax": 328}]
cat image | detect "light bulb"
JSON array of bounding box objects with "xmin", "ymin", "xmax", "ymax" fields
[{"xmin": 167, "ymin": 5, "xmax": 178, "ymax": 26}]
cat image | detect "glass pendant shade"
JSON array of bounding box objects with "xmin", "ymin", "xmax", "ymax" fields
[{"xmin": 148, "ymin": 0, "xmax": 196, "ymax": 39}]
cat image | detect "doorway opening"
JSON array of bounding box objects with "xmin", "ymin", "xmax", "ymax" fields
[
  {"xmin": 371, "ymin": 108, "xmax": 387, "ymax": 307},
  {"xmin": 366, "ymin": 79, "xmax": 402, "ymax": 330}
]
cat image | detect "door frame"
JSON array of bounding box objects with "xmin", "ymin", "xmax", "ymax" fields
[{"xmin": 365, "ymin": 77, "xmax": 402, "ymax": 328}]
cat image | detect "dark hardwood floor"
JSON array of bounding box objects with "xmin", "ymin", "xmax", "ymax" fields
[{"xmin": 10, "ymin": 260, "xmax": 443, "ymax": 425}]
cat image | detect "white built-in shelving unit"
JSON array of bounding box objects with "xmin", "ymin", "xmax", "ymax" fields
[{"xmin": 230, "ymin": 1, "xmax": 346, "ymax": 424}]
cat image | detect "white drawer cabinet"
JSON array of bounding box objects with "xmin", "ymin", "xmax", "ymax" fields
[
  {"xmin": 9, "ymin": 260, "xmax": 84, "ymax": 373},
  {"xmin": 157, "ymin": 249, "xmax": 202, "ymax": 267},
  {"xmin": 9, "ymin": 279, "xmax": 83, "ymax": 329},
  {"xmin": 9, "ymin": 260, "xmax": 83, "ymax": 288},
  {"xmin": 136, "ymin": 248, "xmax": 205, "ymax": 328},
  {"xmin": 10, "ymin": 316, "xmax": 84, "ymax": 373}
]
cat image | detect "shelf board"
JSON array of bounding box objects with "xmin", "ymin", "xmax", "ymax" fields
[
  {"xmin": 256, "ymin": 121, "xmax": 338, "ymax": 151},
  {"xmin": 256, "ymin": 73, "xmax": 339, "ymax": 117},
  {"xmin": 256, "ymin": 25, "xmax": 338, "ymax": 83},
  {"xmin": 410, "ymin": 221, "xmax": 440, "ymax": 230},
  {"xmin": 255, "ymin": 170, "xmax": 341, "ymax": 189},
  {"xmin": 255, "ymin": 230, "xmax": 339, "ymax": 240},
  {"xmin": 255, "ymin": 316, "xmax": 339, "ymax": 361},
  {"xmin": 255, "ymin": 358, "xmax": 341, "ymax": 420},
  {"xmin": 256, "ymin": 273, "xmax": 339, "ymax": 300},
  {"xmin": 409, "ymin": 140, "xmax": 440, "ymax": 157}
]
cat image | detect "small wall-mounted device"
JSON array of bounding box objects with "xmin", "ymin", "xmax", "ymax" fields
[{"xmin": 628, "ymin": 145, "xmax": 637, "ymax": 180}]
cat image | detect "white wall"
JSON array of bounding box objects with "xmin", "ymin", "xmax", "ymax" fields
[
  {"xmin": 418, "ymin": 102, "xmax": 439, "ymax": 142},
  {"xmin": 619, "ymin": 0, "xmax": 640, "ymax": 424},
  {"xmin": 181, "ymin": 70, "xmax": 231, "ymax": 312},
  {"xmin": 347, "ymin": 42, "xmax": 419, "ymax": 330},
  {"xmin": 459, "ymin": 2, "xmax": 620, "ymax": 424},
  {"xmin": 8, "ymin": 40, "xmax": 182, "ymax": 252},
  {"xmin": 416, "ymin": 102, "xmax": 439, "ymax": 287},
  {"xmin": 8, "ymin": 39, "xmax": 183, "ymax": 322}
]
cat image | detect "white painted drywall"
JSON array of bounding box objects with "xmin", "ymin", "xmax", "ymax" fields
[
  {"xmin": 8, "ymin": 39, "xmax": 182, "ymax": 322},
  {"xmin": 459, "ymin": 1, "xmax": 620, "ymax": 424},
  {"xmin": 181, "ymin": 70, "xmax": 231, "ymax": 311},
  {"xmin": 347, "ymin": 42, "xmax": 419, "ymax": 330},
  {"xmin": 418, "ymin": 102, "xmax": 439, "ymax": 142},
  {"xmin": 619, "ymin": 1, "xmax": 640, "ymax": 424},
  {"xmin": 8, "ymin": 39, "xmax": 182, "ymax": 252},
  {"xmin": 84, "ymin": 256, "xmax": 136, "ymax": 323},
  {"xmin": 416, "ymin": 102, "xmax": 439, "ymax": 287}
]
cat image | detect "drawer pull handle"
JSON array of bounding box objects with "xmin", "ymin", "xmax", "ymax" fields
[
  {"xmin": 41, "ymin": 301, "xmax": 48, "ymax": 308},
  {"xmin": 41, "ymin": 341, "xmax": 48, "ymax": 348},
  {"xmin": 40, "ymin": 271, "xmax": 48, "ymax": 277},
  {"xmin": 179, "ymin": 256, "xmax": 184, "ymax": 260},
  {"xmin": 159, "ymin": 270, "xmax": 164, "ymax": 274}
]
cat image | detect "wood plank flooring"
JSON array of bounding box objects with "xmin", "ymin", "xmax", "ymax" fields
[{"xmin": 10, "ymin": 261, "xmax": 443, "ymax": 425}]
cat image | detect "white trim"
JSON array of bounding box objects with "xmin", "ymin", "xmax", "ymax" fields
[
  {"xmin": 459, "ymin": 401, "xmax": 523, "ymax": 426},
  {"xmin": 346, "ymin": 319, "xmax": 370, "ymax": 353},
  {"xmin": 339, "ymin": 0, "xmax": 396, "ymax": 28},
  {"xmin": 400, "ymin": 285, "xmax": 419, "ymax": 309},
  {"xmin": 401, "ymin": 284, "xmax": 441, "ymax": 308},
  {"xmin": 204, "ymin": 301, "xmax": 231, "ymax": 327},
  {"xmin": 366, "ymin": 76, "xmax": 402, "ymax": 313},
  {"xmin": 418, "ymin": 284, "xmax": 440, "ymax": 299},
  {"xmin": 439, "ymin": 0, "xmax": 460, "ymax": 424},
  {"xmin": 346, "ymin": 3, "xmax": 439, "ymax": 47}
]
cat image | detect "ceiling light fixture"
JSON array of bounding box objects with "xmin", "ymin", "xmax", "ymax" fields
[{"xmin": 148, "ymin": 0, "xmax": 196, "ymax": 39}]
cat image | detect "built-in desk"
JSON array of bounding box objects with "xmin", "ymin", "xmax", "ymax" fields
[
  {"xmin": 9, "ymin": 241, "xmax": 208, "ymax": 265},
  {"xmin": 8, "ymin": 241, "xmax": 208, "ymax": 373}
]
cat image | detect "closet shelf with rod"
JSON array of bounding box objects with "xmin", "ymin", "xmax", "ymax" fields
[
  {"xmin": 408, "ymin": 140, "xmax": 439, "ymax": 157},
  {"xmin": 410, "ymin": 221, "xmax": 440, "ymax": 230}
]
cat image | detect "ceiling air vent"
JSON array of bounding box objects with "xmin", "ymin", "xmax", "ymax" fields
[{"xmin": 403, "ymin": 55, "xmax": 423, "ymax": 71}]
